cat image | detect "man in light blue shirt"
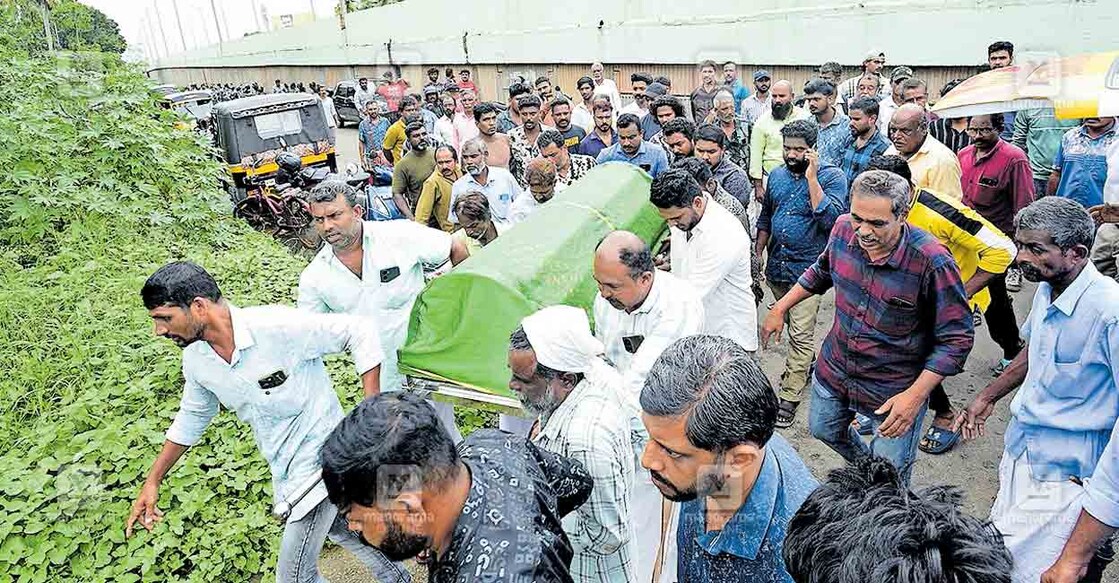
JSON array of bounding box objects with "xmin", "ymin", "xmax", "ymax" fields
[
  {"xmin": 124, "ymin": 262, "xmax": 409, "ymax": 583},
  {"xmin": 955, "ymin": 197, "xmax": 1119, "ymax": 583},
  {"xmin": 596, "ymin": 113, "xmax": 669, "ymax": 178},
  {"xmin": 450, "ymin": 137, "xmax": 523, "ymax": 227}
]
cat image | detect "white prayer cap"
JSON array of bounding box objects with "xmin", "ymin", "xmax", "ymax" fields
[{"xmin": 520, "ymin": 305, "xmax": 604, "ymax": 374}]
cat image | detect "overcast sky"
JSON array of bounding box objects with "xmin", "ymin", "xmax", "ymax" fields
[{"xmin": 81, "ymin": 0, "xmax": 339, "ymax": 62}]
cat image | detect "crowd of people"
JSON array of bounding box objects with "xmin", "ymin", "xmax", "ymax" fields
[{"xmin": 123, "ymin": 40, "xmax": 1119, "ymax": 583}]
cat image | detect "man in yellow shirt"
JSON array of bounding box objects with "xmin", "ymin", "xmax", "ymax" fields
[
  {"xmin": 414, "ymin": 144, "xmax": 460, "ymax": 232},
  {"xmin": 885, "ymin": 104, "xmax": 964, "ymax": 200},
  {"xmin": 867, "ymin": 155, "xmax": 1016, "ymax": 455},
  {"xmin": 381, "ymin": 96, "xmax": 421, "ymax": 164},
  {"xmin": 748, "ymin": 80, "xmax": 811, "ymax": 200}
]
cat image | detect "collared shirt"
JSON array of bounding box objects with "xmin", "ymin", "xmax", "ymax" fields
[
  {"xmin": 320, "ymin": 97, "xmax": 337, "ymax": 128},
  {"xmin": 297, "ymin": 220, "xmax": 452, "ymax": 391},
  {"xmin": 798, "ymin": 219, "xmax": 974, "ymax": 414},
  {"xmin": 676, "ymin": 435, "xmax": 818, "ymax": 583},
  {"xmin": 167, "ymin": 305, "xmax": 382, "ymax": 522},
  {"xmin": 908, "ymin": 187, "xmax": 1016, "ymax": 312},
  {"xmin": 719, "ymin": 116, "xmax": 752, "ymax": 174},
  {"xmin": 534, "ymin": 365, "xmax": 638, "ymax": 583},
  {"xmin": 495, "ymin": 109, "xmax": 520, "ymax": 134},
  {"xmin": 690, "ymin": 85, "xmax": 720, "ymax": 123},
  {"xmin": 593, "ymin": 271, "xmax": 705, "ymax": 402},
  {"xmin": 929, "ymin": 117, "xmax": 971, "ymax": 154},
  {"xmin": 959, "ymin": 140, "xmax": 1036, "ymax": 235},
  {"xmin": 650, "ymin": 131, "xmax": 674, "ymax": 165},
  {"xmin": 877, "ymin": 96, "xmax": 901, "ymax": 135},
  {"xmin": 430, "ymin": 430, "xmax": 594, "ymax": 583},
  {"xmin": 449, "ymin": 166, "xmax": 523, "ymax": 227},
  {"xmin": 749, "ymin": 107, "xmax": 812, "ymax": 179},
  {"xmin": 741, "ymin": 93, "xmax": 772, "ymax": 126},
  {"xmin": 671, "ymin": 198, "xmax": 758, "ymax": 350},
  {"xmin": 434, "ymin": 115, "xmax": 455, "ymax": 146},
  {"xmin": 619, "ymin": 102, "xmax": 646, "ymax": 118},
  {"xmin": 596, "ymin": 140, "xmax": 670, "ymax": 178},
  {"xmin": 579, "ymin": 130, "xmax": 618, "ymax": 159},
  {"xmin": 573, "ymin": 102, "xmax": 595, "ymax": 133},
  {"xmin": 358, "ymin": 116, "xmax": 390, "ymax": 158},
  {"xmin": 711, "ymin": 184, "xmax": 751, "ymax": 231},
  {"xmin": 1053, "ymin": 123, "xmax": 1119, "ymax": 208},
  {"xmin": 451, "ymin": 111, "xmax": 479, "ymax": 151},
  {"xmin": 558, "ymin": 154, "xmax": 598, "ymax": 188},
  {"xmin": 595, "ymin": 79, "xmax": 623, "ymax": 113},
  {"xmin": 415, "ymin": 169, "xmax": 459, "ymax": 232},
  {"xmin": 815, "ymin": 110, "xmax": 852, "ymax": 167},
  {"xmin": 710, "ymin": 157, "xmax": 752, "ymax": 206},
  {"xmin": 559, "ymin": 125, "xmax": 588, "ymax": 153},
  {"xmin": 885, "ymin": 134, "xmax": 964, "ymax": 200},
  {"xmin": 837, "ymin": 72, "xmax": 889, "ymax": 109},
  {"xmin": 1010, "ymin": 107, "xmax": 1080, "ymax": 181},
  {"xmin": 382, "ymin": 118, "xmax": 408, "ymax": 162},
  {"xmin": 509, "ymin": 193, "xmax": 547, "ymax": 225},
  {"xmin": 509, "ymin": 124, "xmax": 556, "ymax": 183},
  {"xmin": 840, "ymin": 129, "xmax": 891, "ymax": 186},
  {"xmin": 1107, "ymin": 139, "xmax": 1119, "ymax": 203},
  {"xmin": 757, "ymin": 163, "xmax": 849, "ymax": 284},
  {"xmin": 1006, "ymin": 264, "xmax": 1119, "ymax": 528},
  {"xmin": 353, "ymin": 86, "xmax": 377, "ymax": 112}
]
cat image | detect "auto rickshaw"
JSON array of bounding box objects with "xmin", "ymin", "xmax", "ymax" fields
[
  {"xmin": 159, "ymin": 90, "xmax": 214, "ymax": 132},
  {"xmin": 212, "ymin": 93, "xmax": 337, "ymax": 203}
]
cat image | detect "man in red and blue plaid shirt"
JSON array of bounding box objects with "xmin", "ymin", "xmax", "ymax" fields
[{"xmin": 762, "ymin": 170, "xmax": 974, "ymax": 484}]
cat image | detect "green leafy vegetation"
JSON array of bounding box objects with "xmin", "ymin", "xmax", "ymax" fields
[{"xmin": 0, "ymin": 0, "xmax": 126, "ymax": 56}]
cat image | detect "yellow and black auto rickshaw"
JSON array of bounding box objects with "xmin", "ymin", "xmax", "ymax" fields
[
  {"xmin": 212, "ymin": 93, "xmax": 337, "ymax": 203},
  {"xmin": 159, "ymin": 90, "xmax": 214, "ymax": 132}
]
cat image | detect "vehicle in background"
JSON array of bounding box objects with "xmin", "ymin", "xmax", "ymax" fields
[
  {"xmin": 331, "ymin": 80, "xmax": 362, "ymax": 127},
  {"xmin": 159, "ymin": 90, "xmax": 215, "ymax": 132}
]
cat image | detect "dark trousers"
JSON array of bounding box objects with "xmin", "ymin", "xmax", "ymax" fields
[
  {"xmin": 1083, "ymin": 538, "xmax": 1115, "ymax": 583},
  {"xmin": 929, "ymin": 274, "xmax": 1022, "ymax": 418}
]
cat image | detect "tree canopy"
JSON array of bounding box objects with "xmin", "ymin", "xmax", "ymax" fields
[{"xmin": 0, "ymin": 0, "xmax": 126, "ymax": 56}]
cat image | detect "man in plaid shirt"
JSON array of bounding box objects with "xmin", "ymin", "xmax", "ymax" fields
[
  {"xmin": 508, "ymin": 306, "xmax": 638, "ymax": 582},
  {"xmin": 762, "ymin": 170, "xmax": 974, "ymax": 484}
]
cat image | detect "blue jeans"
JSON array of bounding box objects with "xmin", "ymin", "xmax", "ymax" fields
[
  {"xmin": 808, "ymin": 376, "xmax": 928, "ymax": 485},
  {"xmin": 277, "ymin": 498, "xmax": 410, "ymax": 583}
]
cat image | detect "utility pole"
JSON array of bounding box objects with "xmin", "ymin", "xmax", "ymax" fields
[
  {"xmin": 209, "ymin": 0, "xmax": 223, "ymax": 54},
  {"xmin": 170, "ymin": 0, "xmax": 189, "ymax": 53},
  {"xmin": 37, "ymin": 0, "xmax": 55, "ymax": 51},
  {"xmin": 151, "ymin": 1, "xmax": 171, "ymax": 57}
]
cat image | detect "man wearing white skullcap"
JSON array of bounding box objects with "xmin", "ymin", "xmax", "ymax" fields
[{"xmin": 508, "ymin": 305, "xmax": 639, "ymax": 583}]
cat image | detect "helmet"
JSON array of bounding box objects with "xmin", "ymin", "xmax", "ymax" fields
[{"xmin": 276, "ymin": 152, "xmax": 302, "ymax": 175}]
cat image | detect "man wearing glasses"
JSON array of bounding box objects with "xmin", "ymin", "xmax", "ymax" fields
[{"xmin": 885, "ymin": 104, "xmax": 964, "ymax": 200}]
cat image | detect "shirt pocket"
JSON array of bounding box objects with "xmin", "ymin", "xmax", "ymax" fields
[
  {"xmin": 1039, "ymin": 360, "xmax": 1087, "ymax": 400},
  {"xmin": 252, "ymin": 367, "xmax": 305, "ymax": 421},
  {"xmin": 869, "ymin": 294, "xmax": 920, "ymax": 337}
]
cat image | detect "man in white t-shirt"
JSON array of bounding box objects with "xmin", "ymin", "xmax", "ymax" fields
[{"xmin": 591, "ymin": 61, "xmax": 623, "ymax": 113}]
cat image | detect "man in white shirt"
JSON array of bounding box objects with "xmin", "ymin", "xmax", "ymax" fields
[
  {"xmin": 450, "ymin": 138, "xmax": 524, "ymax": 227},
  {"xmin": 318, "ymin": 86, "xmax": 337, "ymax": 139},
  {"xmin": 619, "ymin": 72, "xmax": 654, "ymax": 118},
  {"xmin": 649, "ymin": 168, "xmax": 758, "ymax": 351},
  {"xmin": 592, "ymin": 231, "xmax": 704, "ymax": 583},
  {"xmin": 508, "ymin": 306, "xmax": 639, "ymax": 583},
  {"xmin": 297, "ymin": 180, "xmax": 468, "ymax": 442},
  {"xmin": 126, "ymin": 261, "xmax": 409, "ymax": 583},
  {"xmin": 591, "ymin": 61, "xmax": 623, "ymax": 114},
  {"xmin": 352, "ymin": 77, "xmax": 377, "ymax": 114},
  {"xmin": 509, "ymin": 157, "xmax": 558, "ymax": 224}
]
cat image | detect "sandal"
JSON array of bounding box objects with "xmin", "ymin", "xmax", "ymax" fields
[
  {"xmin": 918, "ymin": 424, "xmax": 961, "ymax": 454},
  {"xmin": 775, "ymin": 399, "xmax": 798, "ymax": 429}
]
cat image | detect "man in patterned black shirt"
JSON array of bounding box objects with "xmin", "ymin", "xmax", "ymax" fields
[{"xmin": 321, "ymin": 392, "xmax": 593, "ymax": 583}]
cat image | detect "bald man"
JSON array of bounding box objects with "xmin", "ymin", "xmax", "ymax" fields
[
  {"xmin": 590, "ymin": 230, "xmax": 703, "ymax": 583},
  {"xmin": 749, "ymin": 80, "xmax": 812, "ymax": 200},
  {"xmin": 885, "ymin": 104, "xmax": 964, "ymax": 200}
]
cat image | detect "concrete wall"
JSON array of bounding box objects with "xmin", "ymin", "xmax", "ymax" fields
[{"xmin": 148, "ymin": 0, "xmax": 1118, "ymax": 101}]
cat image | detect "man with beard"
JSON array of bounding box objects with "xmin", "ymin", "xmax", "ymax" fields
[
  {"xmin": 496, "ymin": 82, "xmax": 531, "ymax": 133},
  {"xmin": 320, "ymin": 392, "xmax": 593, "ymax": 583},
  {"xmin": 353, "ymin": 76, "xmax": 377, "ymax": 113},
  {"xmin": 578, "ymin": 96, "xmax": 618, "ymax": 158},
  {"xmin": 695, "ymin": 123, "xmax": 752, "ymax": 206},
  {"xmin": 548, "ymin": 96, "xmax": 587, "ymax": 153},
  {"xmin": 839, "ymin": 96, "xmax": 892, "ymax": 185},
  {"xmin": 661, "ymin": 118, "xmax": 696, "ymax": 160},
  {"xmin": 358, "ymin": 101, "xmax": 390, "ymax": 170},
  {"xmin": 510, "ymin": 157, "xmax": 559, "ymax": 224},
  {"xmin": 706, "ymin": 89, "xmax": 751, "ymax": 171},
  {"xmin": 509, "ymin": 93, "xmax": 555, "ymax": 185},
  {"xmin": 538, "ymin": 130, "xmax": 597, "ymax": 189},
  {"xmin": 451, "ymin": 138, "xmax": 522, "ymax": 228},
  {"xmin": 689, "ymin": 60, "xmax": 720, "ymax": 124},
  {"xmin": 508, "ymin": 306, "xmax": 640, "ymax": 582},
  {"xmin": 885, "ymin": 104, "xmax": 963, "ymax": 200},
  {"xmin": 423, "ymin": 66, "xmax": 443, "ymax": 95},
  {"xmin": 762, "ymin": 171, "xmax": 973, "ymax": 485},
  {"xmin": 640, "ymin": 334, "xmax": 818, "ymax": 583},
  {"xmin": 649, "ymin": 95, "xmax": 687, "ymax": 162},
  {"xmin": 298, "ymin": 180, "xmax": 467, "ymax": 436},
  {"xmin": 469, "ymin": 102, "xmax": 515, "ymax": 171},
  {"xmin": 382, "ymin": 97, "xmax": 422, "ymax": 165},
  {"xmin": 804, "ymin": 78, "xmax": 851, "ymax": 166},
  {"xmin": 126, "ymin": 262, "xmax": 410, "ymax": 583},
  {"xmin": 450, "ymin": 192, "xmax": 504, "ymax": 257},
  {"xmin": 756, "ymin": 120, "xmax": 848, "ymax": 428},
  {"xmin": 742, "ymin": 70, "xmax": 773, "ymax": 125},
  {"xmin": 640, "ymin": 83, "xmax": 669, "ymax": 139},
  {"xmin": 573, "ymin": 76, "xmax": 597, "ymax": 133},
  {"xmin": 650, "ymin": 169, "xmax": 757, "ymax": 351},
  {"xmin": 596, "ymin": 113, "xmax": 670, "ymax": 178},
  {"xmin": 749, "ymin": 80, "xmax": 811, "ymax": 201},
  {"xmin": 955, "ymin": 197, "xmax": 1119, "ymax": 583},
  {"xmin": 390, "ymin": 120, "xmax": 436, "ymax": 217},
  {"xmin": 620, "ymin": 72, "xmax": 653, "ymax": 118},
  {"xmin": 414, "ymin": 144, "xmax": 461, "ymax": 232}
]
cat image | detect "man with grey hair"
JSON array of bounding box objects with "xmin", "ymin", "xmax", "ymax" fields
[
  {"xmin": 640, "ymin": 334, "xmax": 818, "ymax": 582},
  {"xmin": 705, "ymin": 89, "xmax": 751, "ymax": 171},
  {"xmin": 955, "ymin": 197, "xmax": 1119, "ymax": 583},
  {"xmin": 762, "ymin": 170, "xmax": 974, "ymax": 484},
  {"xmin": 508, "ymin": 305, "xmax": 639, "ymax": 583},
  {"xmin": 450, "ymin": 137, "xmax": 523, "ymax": 227},
  {"xmin": 885, "ymin": 103, "xmax": 964, "ymax": 200},
  {"xmin": 298, "ymin": 180, "xmax": 468, "ymax": 441}
]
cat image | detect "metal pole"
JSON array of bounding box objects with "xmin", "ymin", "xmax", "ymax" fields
[
  {"xmin": 170, "ymin": 0, "xmax": 189, "ymax": 52},
  {"xmin": 152, "ymin": 1, "xmax": 171, "ymax": 57},
  {"xmin": 209, "ymin": 0, "xmax": 223, "ymax": 54},
  {"xmin": 308, "ymin": 0, "xmax": 316, "ymax": 20}
]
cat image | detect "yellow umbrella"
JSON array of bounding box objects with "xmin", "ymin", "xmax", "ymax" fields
[
  {"xmin": 930, "ymin": 64, "xmax": 1051, "ymax": 119},
  {"xmin": 1035, "ymin": 51, "xmax": 1119, "ymax": 119}
]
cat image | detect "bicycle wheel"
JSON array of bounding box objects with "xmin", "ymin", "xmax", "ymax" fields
[{"xmin": 234, "ymin": 197, "xmax": 274, "ymax": 231}]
